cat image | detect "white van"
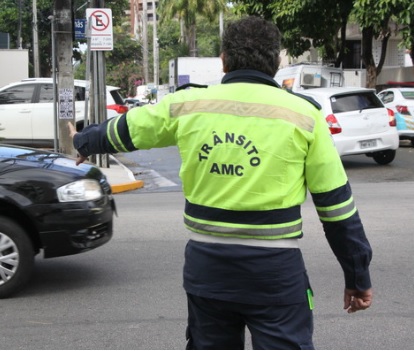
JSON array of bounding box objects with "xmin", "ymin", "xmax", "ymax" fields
[{"xmin": 275, "ymin": 64, "xmax": 344, "ymax": 92}]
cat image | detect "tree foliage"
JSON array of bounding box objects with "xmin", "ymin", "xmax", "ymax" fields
[
  {"xmin": 232, "ymin": 0, "xmax": 414, "ymax": 87},
  {"xmin": 353, "ymin": 0, "xmax": 414, "ymax": 87},
  {"xmin": 158, "ymin": 0, "xmax": 227, "ymax": 56},
  {"xmin": 0, "ymin": 0, "xmax": 128, "ymax": 77},
  {"xmin": 1, "ymin": 0, "xmax": 412, "ymax": 90}
]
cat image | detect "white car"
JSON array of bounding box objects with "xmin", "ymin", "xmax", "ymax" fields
[
  {"xmin": 300, "ymin": 87, "xmax": 399, "ymax": 165},
  {"xmin": 0, "ymin": 78, "xmax": 128, "ymax": 148},
  {"xmin": 377, "ymin": 87, "xmax": 414, "ymax": 146}
]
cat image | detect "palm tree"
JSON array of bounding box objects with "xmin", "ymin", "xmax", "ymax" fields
[{"xmin": 158, "ymin": 0, "xmax": 227, "ymax": 57}]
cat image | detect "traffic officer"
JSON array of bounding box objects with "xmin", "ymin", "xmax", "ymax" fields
[{"xmin": 69, "ymin": 16, "xmax": 373, "ymax": 350}]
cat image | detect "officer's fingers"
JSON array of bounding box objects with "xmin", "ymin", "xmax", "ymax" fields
[
  {"xmin": 343, "ymin": 290, "xmax": 354, "ymax": 310},
  {"xmin": 353, "ymin": 296, "xmax": 372, "ymax": 310},
  {"xmin": 347, "ymin": 296, "xmax": 372, "ymax": 313},
  {"xmin": 75, "ymin": 154, "xmax": 87, "ymax": 166},
  {"xmin": 68, "ymin": 122, "xmax": 77, "ymax": 137}
]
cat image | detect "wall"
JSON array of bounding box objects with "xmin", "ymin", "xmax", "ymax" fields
[
  {"xmin": 0, "ymin": 49, "xmax": 29, "ymax": 87},
  {"xmin": 344, "ymin": 66, "xmax": 414, "ymax": 89}
]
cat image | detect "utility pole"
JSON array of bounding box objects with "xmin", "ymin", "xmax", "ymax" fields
[
  {"xmin": 219, "ymin": 11, "xmax": 224, "ymax": 38},
  {"xmin": 17, "ymin": 0, "xmax": 23, "ymax": 48},
  {"xmin": 152, "ymin": 0, "xmax": 158, "ymax": 89},
  {"xmin": 142, "ymin": 0, "xmax": 149, "ymax": 85},
  {"xmin": 32, "ymin": 0, "xmax": 40, "ymax": 76},
  {"xmin": 55, "ymin": 0, "xmax": 75, "ymax": 156}
]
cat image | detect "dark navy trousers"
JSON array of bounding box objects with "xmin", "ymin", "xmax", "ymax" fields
[{"xmin": 185, "ymin": 293, "xmax": 314, "ymax": 350}]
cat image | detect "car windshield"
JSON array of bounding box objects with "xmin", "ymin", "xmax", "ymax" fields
[{"xmin": 330, "ymin": 92, "xmax": 383, "ymax": 113}]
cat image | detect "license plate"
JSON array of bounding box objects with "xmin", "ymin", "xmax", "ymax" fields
[{"xmin": 360, "ymin": 139, "xmax": 377, "ymax": 149}]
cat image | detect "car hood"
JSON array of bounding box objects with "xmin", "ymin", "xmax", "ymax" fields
[{"xmin": 0, "ymin": 144, "xmax": 104, "ymax": 183}]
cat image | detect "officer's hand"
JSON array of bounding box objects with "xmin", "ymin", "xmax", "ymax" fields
[
  {"xmin": 344, "ymin": 288, "xmax": 373, "ymax": 313},
  {"xmin": 68, "ymin": 122, "xmax": 88, "ymax": 166}
]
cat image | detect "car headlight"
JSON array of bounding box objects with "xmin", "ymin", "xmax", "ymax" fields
[{"xmin": 57, "ymin": 179, "xmax": 103, "ymax": 202}]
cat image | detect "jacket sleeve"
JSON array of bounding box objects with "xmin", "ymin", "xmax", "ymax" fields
[
  {"xmin": 311, "ymin": 183, "xmax": 372, "ymax": 291},
  {"xmin": 73, "ymin": 114, "xmax": 137, "ymax": 157},
  {"xmin": 305, "ymin": 109, "xmax": 372, "ymax": 291},
  {"xmin": 73, "ymin": 96, "xmax": 179, "ymax": 157}
]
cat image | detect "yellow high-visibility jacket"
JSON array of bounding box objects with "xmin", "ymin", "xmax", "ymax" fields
[{"xmin": 74, "ymin": 69, "xmax": 372, "ymax": 291}]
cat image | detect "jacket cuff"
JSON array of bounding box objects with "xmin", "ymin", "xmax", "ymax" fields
[
  {"xmin": 73, "ymin": 133, "xmax": 90, "ymax": 158},
  {"xmin": 345, "ymin": 268, "xmax": 372, "ymax": 291}
]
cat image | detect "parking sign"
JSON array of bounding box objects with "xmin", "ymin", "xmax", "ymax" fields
[{"xmin": 86, "ymin": 8, "xmax": 113, "ymax": 51}]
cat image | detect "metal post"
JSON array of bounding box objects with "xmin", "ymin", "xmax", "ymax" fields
[
  {"xmin": 49, "ymin": 14, "xmax": 58, "ymax": 152},
  {"xmin": 89, "ymin": 0, "xmax": 108, "ymax": 167},
  {"xmin": 84, "ymin": 17, "xmax": 92, "ymax": 130}
]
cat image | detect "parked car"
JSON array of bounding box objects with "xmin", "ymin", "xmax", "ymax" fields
[
  {"xmin": 377, "ymin": 88, "xmax": 414, "ymax": 146},
  {"xmin": 300, "ymin": 87, "xmax": 399, "ymax": 164},
  {"xmin": 0, "ymin": 144, "xmax": 116, "ymax": 298},
  {"xmin": 0, "ymin": 78, "xmax": 128, "ymax": 148}
]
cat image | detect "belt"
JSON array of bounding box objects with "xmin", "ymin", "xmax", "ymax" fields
[{"xmin": 188, "ymin": 231, "xmax": 300, "ymax": 248}]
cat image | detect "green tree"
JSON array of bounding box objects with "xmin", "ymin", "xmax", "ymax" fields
[
  {"xmin": 158, "ymin": 0, "xmax": 227, "ymax": 57},
  {"xmin": 156, "ymin": 17, "xmax": 188, "ymax": 84},
  {"xmin": 232, "ymin": 0, "xmax": 414, "ymax": 87},
  {"xmin": 232, "ymin": 0, "xmax": 353, "ymax": 66},
  {"xmin": 353, "ymin": 0, "xmax": 414, "ymax": 87},
  {"xmin": 0, "ymin": 0, "xmax": 128, "ymax": 77}
]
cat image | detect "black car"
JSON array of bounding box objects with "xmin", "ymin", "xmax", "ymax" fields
[{"xmin": 0, "ymin": 144, "xmax": 116, "ymax": 298}]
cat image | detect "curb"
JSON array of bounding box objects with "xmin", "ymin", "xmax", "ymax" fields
[
  {"xmin": 109, "ymin": 155, "xmax": 144, "ymax": 194},
  {"xmin": 111, "ymin": 180, "xmax": 144, "ymax": 194}
]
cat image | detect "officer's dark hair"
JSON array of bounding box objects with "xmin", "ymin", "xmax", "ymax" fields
[{"xmin": 221, "ymin": 16, "xmax": 281, "ymax": 77}]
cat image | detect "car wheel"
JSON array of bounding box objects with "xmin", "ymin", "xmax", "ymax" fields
[
  {"xmin": 0, "ymin": 216, "xmax": 34, "ymax": 299},
  {"xmin": 372, "ymin": 150, "xmax": 396, "ymax": 165},
  {"xmin": 411, "ymin": 139, "xmax": 414, "ymax": 148}
]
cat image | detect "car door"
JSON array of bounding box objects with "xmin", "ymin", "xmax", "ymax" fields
[
  {"xmin": 0, "ymin": 84, "xmax": 35, "ymax": 143},
  {"xmin": 31, "ymin": 83, "xmax": 57, "ymax": 141}
]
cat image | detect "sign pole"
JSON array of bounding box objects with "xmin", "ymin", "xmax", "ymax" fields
[
  {"xmin": 55, "ymin": 0, "xmax": 75, "ymax": 156},
  {"xmin": 86, "ymin": 2, "xmax": 112, "ymax": 167}
]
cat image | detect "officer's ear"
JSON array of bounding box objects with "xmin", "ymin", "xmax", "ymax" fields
[
  {"xmin": 220, "ymin": 52, "xmax": 229, "ymax": 73},
  {"xmin": 275, "ymin": 56, "xmax": 282, "ymax": 71}
]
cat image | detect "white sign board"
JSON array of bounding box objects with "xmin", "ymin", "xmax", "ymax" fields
[
  {"xmin": 58, "ymin": 88, "xmax": 74, "ymax": 119},
  {"xmin": 86, "ymin": 8, "xmax": 113, "ymax": 51}
]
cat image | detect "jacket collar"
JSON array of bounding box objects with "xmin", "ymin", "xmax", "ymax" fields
[
  {"xmin": 221, "ymin": 69, "xmax": 281, "ymax": 89},
  {"xmin": 221, "ymin": 69, "xmax": 321, "ymax": 110}
]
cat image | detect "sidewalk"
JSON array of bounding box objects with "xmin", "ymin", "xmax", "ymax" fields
[{"xmin": 99, "ymin": 155, "xmax": 144, "ymax": 194}]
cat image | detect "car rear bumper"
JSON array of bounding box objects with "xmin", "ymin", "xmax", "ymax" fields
[{"xmin": 333, "ymin": 130, "xmax": 400, "ymax": 156}]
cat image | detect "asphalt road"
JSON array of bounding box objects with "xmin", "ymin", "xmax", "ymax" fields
[{"xmin": 1, "ymin": 144, "xmax": 414, "ymax": 350}]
